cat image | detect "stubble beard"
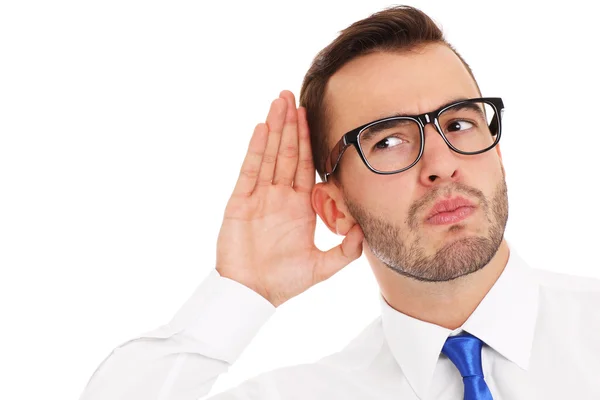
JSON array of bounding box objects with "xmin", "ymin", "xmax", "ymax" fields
[{"xmin": 344, "ymin": 170, "xmax": 508, "ymax": 283}]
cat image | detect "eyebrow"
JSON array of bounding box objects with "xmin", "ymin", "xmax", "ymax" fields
[
  {"xmin": 360, "ymin": 118, "xmax": 416, "ymax": 143},
  {"xmin": 445, "ymin": 102, "xmax": 487, "ymax": 119},
  {"xmin": 374, "ymin": 96, "xmax": 471, "ymax": 120}
]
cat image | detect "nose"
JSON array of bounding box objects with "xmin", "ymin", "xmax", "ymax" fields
[{"xmin": 417, "ymin": 122, "xmax": 461, "ymax": 186}]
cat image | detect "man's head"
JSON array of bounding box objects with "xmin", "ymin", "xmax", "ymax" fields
[{"xmin": 299, "ymin": 5, "xmax": 508, "ymax": 283}]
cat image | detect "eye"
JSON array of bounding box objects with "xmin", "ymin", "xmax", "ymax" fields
[
  {"xmin": 447, "ymin": 120, "xmax": 474, "ymax": 132},
  {"xmin": 374, "ymin": 136, "xmax": 404, "ymax": 150}
]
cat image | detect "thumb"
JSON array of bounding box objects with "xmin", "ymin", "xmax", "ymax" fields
[{"xmin": 314, "ymin": 223, "xmax": 364, "ymax": 283}]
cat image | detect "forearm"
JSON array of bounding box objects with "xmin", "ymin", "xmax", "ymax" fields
[{"xmin": 79, "ymin": 269, "xmax": 276, "ymax": 400}]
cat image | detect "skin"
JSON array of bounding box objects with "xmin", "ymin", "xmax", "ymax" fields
[{"xmin": 311, "ymin": 43, "xmax": 510, "ymax": 330}]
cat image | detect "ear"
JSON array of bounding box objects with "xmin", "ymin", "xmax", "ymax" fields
[
  {"xmin": 311, "ymin": 182, "xmax": 357, "ymax": 236},
  {"xmin": 495, "ymin": 143, "xmax": 503, "ymax": 160}
]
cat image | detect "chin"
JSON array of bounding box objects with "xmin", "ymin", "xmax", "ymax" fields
[{"xmin": 433, "ymin": 232, "xmax": 488, "ymax": 256}]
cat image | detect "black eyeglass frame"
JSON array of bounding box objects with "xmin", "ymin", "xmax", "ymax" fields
[{"xmin": 322, "ymin": 97, "xmax": 504, "ymax": 182}]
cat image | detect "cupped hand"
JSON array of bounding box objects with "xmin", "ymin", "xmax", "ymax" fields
[{"xmin": 215, "ymin": 91, "xmax": 363, "ymax": 307}]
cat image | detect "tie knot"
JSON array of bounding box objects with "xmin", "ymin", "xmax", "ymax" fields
[{"xmin": 441, "ymin": 332, "xmax": 485, "ymax": 378}]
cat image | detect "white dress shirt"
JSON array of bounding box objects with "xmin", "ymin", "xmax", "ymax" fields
[{"xmin": 79, "ymin": 240, "xmax": 600, "ymax": 399}]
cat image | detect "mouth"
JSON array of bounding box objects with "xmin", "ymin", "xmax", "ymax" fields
[{"xmin": 425, "ymin": 197, "xmax": 476, "ymax": 226}]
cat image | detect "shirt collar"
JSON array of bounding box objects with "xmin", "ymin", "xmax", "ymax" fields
[{"xmin": 380, "ymin": 239, "xmax": 540, "ymax": 399}]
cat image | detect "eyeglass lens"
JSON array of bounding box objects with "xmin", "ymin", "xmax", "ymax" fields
[{"xmin": 357, "ymin": 101, "xmax": 498, "ymax": 173}]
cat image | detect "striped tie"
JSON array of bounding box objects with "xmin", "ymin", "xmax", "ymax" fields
[{"xmin": 441, "ymin": 332, "xmax": 493, "ymax": 400}]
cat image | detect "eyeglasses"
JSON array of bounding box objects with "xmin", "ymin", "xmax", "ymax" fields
[{"xmin": 322, "ymin": 97, "xmax": 504, "ymax": 182}]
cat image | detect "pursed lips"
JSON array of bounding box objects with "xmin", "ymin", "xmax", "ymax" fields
[{"xmin": 425, "ymin": 197, "xmax": 476, "ymax": 222}]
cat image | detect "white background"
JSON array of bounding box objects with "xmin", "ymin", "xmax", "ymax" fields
[{"xmin": 1, "ymin": 0, "xmax": 599, "ymax": 399}]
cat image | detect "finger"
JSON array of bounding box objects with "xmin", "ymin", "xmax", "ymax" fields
[
  {"xmin": 231, "ymin": 122, "xmax": 269, "ymax": 197},
  {"xmin": 257, "ymin": 98, "xmax": 287, "ymax": 185},
  {"xmin": 272, "ymin": 90, "xmax": 299, "ymax": 186},
  {"xmin": 314, "ymin": 224, "xmax": 364, "ymax": 283},
  {"xmin": 293, "ymin": 106, "xmax": 316, "ymax": 192}
]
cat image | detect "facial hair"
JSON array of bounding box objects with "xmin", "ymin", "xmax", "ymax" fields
[{"xmin": 344, "ymin": 168, "xmax": 508, "ymax": 283}]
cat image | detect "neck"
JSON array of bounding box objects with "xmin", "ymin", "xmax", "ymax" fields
[{"xmin": 369, "ymin": 239, "xmax": 509, "ymax": 331}]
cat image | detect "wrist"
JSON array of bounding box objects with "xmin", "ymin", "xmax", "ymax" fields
[{"xmin": 215, "ymin": 267, "xmax": 281, "ymax": 307}]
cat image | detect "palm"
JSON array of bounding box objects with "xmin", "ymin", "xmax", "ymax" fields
[
  {"xmin": 218, "ymin": 186, "xmax": 317, "ymax": 293},
  {"xmin": 224, "ymin": 185, "xmax": 316, "ymax": 249},
  {"xmin": 215, "ymin": 91, "xmax": 363, "ymax": 307}
]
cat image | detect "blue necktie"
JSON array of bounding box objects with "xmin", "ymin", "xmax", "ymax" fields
[{"xmin": 441, "ymin": 332, "xmax": 493, "ymax": 400}]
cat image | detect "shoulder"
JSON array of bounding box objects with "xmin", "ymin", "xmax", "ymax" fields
[
  {"xmin": 532, "ymin": 266, "xmax": 600, "ymax": 293},
  {"xmin": 316, "ymin": 315, "xmax": 386, "ymax": 370},
  {"xmin": 210, "ymin": 317, "xmax": 386, "ymax": 399},
  {"xmin": 272, "ymin": 317, "xmax": 387, "ymax": 394},
  {"xmin": 272, "ymin": 315, "xmax": 386, "ymax": 376},
  {"xmin": 532, "ymin": 267, "xmax": 600, "ymax": 327}
]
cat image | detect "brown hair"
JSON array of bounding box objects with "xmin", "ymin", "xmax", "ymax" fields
[{"xmin": 299, "ymin": 5, "xmax": 481, "ymax": 181}]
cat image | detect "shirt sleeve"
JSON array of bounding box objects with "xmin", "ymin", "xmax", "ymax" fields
[{"xmin": 78, "ymin": 269, "xmax": 277, "ymax": 400}]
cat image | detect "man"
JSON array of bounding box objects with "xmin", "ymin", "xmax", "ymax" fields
[{"xmin": 79, "ymin": 5, "xmax": 600, "ymax": 399}]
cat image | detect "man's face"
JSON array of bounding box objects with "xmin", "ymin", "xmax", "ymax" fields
[{"xmin": 324, "ymin": 43, "xmax": 508, "ymax": 282}]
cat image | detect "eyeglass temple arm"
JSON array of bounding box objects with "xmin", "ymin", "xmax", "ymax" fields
[
  {"xmin": 489, "ymin": 113, "xmax": 499, "ymax": 135},
  {"xmin": 323, "ymin": 137, "xmax": 351, "ymax": 182}
]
